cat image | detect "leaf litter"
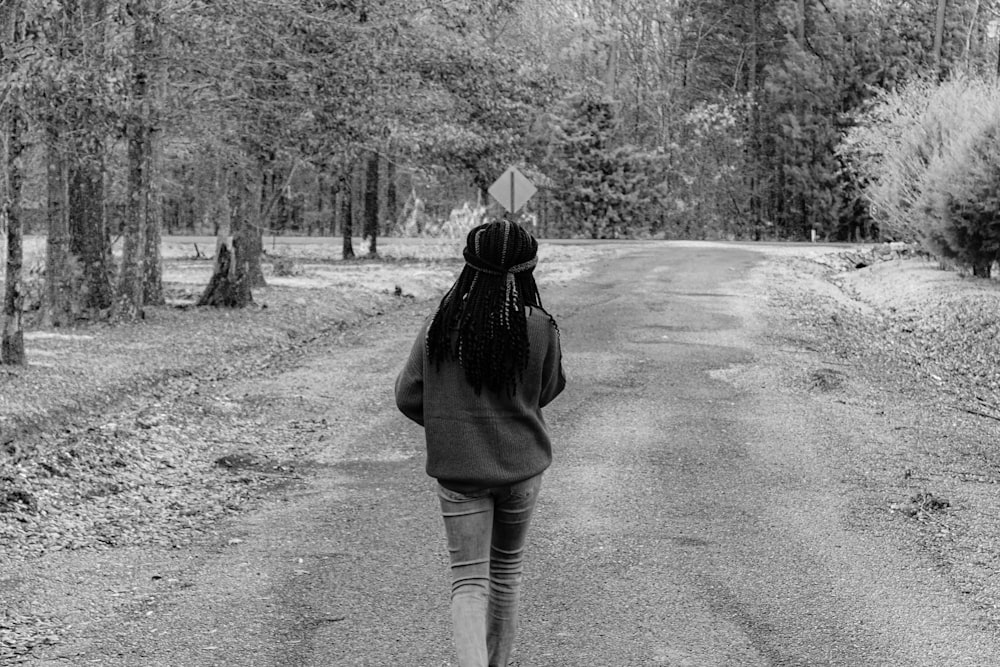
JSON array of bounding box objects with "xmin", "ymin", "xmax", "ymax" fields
[
  {"xmin": 0, "ymin": 237, "xmax": 630, "ymax": 664},
  {"xmin": 762, "ymin": 244, "xmax": 1000, "ymax": 627}
]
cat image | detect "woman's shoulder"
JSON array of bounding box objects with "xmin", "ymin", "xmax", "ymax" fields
[
  {"xmin": 525, "ymin": 305, "xmax": 559, "ymax": 331},
  {"xmin": 526, "ymin": 304, "xmax": 550, "ymax": 318}
]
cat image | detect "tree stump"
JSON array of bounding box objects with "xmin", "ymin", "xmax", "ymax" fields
[{"xmin": 197, "ymin": 242, "xmax": 252, "ymax": 307}]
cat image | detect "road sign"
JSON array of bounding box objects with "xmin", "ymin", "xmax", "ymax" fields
[{"xmin": 488, "ymin": 166, "xmax": 536, "ymax": 214}]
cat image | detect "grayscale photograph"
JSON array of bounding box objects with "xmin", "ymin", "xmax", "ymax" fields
[{"xmin": 2, "ymin": 1, "xmax": 1000, "ymax": 665}]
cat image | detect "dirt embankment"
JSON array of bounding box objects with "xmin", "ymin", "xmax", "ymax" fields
[{"xmin": 756, "ymin": 245, "xmax": 1000, "ymax": 630}]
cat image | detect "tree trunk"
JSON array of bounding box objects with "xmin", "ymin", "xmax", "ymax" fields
[
  {"xmin": 385, "ymin": 158, "xmax": 397, "ymax": 233},
  {"xmin": 2, "ymin": 196, "xmax": 25, "ymax": 365},
  {"xmin": 55, "ymin": 0, "xmax": 114, "ymax": 321},
  {"xmin": 329, "ymin": 176, "xmax": 339, "ymax": 236},
  {"xmin": 196, "ymin": 242, "xmax": 249, "ymax": 307},
  {"xmin": 243, "ymin": 165, "xmax": 265, "ymax": 288},
  {"xmin": 317, "ymin": 172, "xmax": 326, "ymax": 215},
  {"xmin": 69, "ymin": 162, "xmax": 114, "ymax": 315},
  {"xmin": 198, "ymin": 166, "xmax": 254, "ymax": 307},
  {"xmin": 43, "ymin": 0, "xmax": 107, "ymax": 327},
  {"xmin": 933, "ymin": 0, "xmax": 948, "ymax": 75},
  {"xmin": 143, "ymin": 20, "xmax": 166, "ymax": 307},
  {"xmin": 118, "ymin": 0, "xmax": 165, "ymax": 318},
  {"xmin": 795, "ymin": 0, "xmax": 805, "ymax": 43},
  {"xmin": 143, "ymin": 138, "xmax": 165, "ymax": 307},
  {"xmin": 1, "ymin": 0, "xmax": 25, "ymax": 364},
  {"xmin": 44, "ymin": 125, "xmax": 76, "ymax": 327},
  {"xmin": 117, "ymin": 38, "xmax": 152, "ymax": 317},
  {"xmin": 352, "ymin": 161, "xmax": 363, "ymax": 247},
  {"xmin": 973, "ymin": 262, "xmax": 991, "ymax": 278},
  {"xmin": 202, "ymin": 158, "xmax": 227, "ymax": 233},
  {"xmin": 364, "ymin": 152, "xmax": 379, "ymax": 256},
  {"xmin": 197, "ymin": 168, "xmax": 238, "ymax": 307},
  {"xmin": 117, "ymin": 116, "xmax": 148, "ymax": 320},
  {"xmin": 68, "ymin": 0, "xmax": 114, "ymax": 321},
  {"xmin": 341, "ymin": 171, "xmax": 355, "ymax": 259},
  {"xmin": 0, "ymin": 3, "xmax": 8, "ymax": 287},
  {"xmin": 604, "ymin": 33, "xmax": 619, "ymax": 96}
]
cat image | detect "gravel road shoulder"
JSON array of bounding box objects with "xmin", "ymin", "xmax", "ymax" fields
[{"xmin": 728, "ymin": 246, "xmax": 1000, "ymax": 631}]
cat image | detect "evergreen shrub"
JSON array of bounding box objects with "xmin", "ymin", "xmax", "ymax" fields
[
  {"xmin": 843, "ymin": 76, "xmax": 1000, "ymax": 275},
  {"xmin": 921, "ymin": 120, "xmax": 1000, "ymax": 277}
]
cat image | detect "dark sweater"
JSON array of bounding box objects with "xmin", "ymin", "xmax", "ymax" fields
[{"xmin": 395, "ymin": 307, "xmax": 566, "ymax": 488}]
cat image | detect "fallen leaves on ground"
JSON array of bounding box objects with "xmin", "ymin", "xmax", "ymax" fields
[
  {"xmin": 0, "ymin": 611, "xmax": 64, "ymax": 663},
  {"xmin": 0, "ymin": 239, "xmax": 626, "ymax": 664},
  {"xmin": 766, "ymin": 245, "xmax": 1000, "ymax": 627}
]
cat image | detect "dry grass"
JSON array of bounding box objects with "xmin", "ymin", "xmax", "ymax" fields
[{"xmin": 0, "ymin": 234, "xmax": 631, "ymax": 468}]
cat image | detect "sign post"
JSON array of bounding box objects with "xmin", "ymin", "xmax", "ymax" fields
[{"xmin": 488, "ymin": 166, "xmax": 537, "ymax": 217}]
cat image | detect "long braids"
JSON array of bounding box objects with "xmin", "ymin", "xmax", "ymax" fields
[{"xmin": 427, "ymin": 220, "xmax": 548, "ymax": 396}]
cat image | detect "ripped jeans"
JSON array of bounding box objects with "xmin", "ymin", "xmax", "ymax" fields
[{"xmin": 437, "ymin": 474, "xmax": 543, "ymax": 667}]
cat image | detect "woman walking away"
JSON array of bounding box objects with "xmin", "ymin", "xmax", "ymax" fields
[{"xmin": 395, "ymin": 219, "xmax": 566, "ymax": 667}]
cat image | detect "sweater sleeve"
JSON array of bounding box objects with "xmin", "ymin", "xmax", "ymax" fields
[
  {"xmin": 539, "ymin": 321, "xmax": 566, "ymax": 408},
  {"xmin": 395, "ymin": 327, "xmax": 426, "ymax": 426}
]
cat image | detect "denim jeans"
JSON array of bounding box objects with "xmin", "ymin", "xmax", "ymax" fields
[{"xmin": 437, "ymin": 474, "xmax": 543, "ymax": 667}]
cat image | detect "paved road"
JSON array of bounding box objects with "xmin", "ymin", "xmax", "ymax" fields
[{"xmin": 42, "ymin": 243, "xmax": 1000, "ymax": 666}]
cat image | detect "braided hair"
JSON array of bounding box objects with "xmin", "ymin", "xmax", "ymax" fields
[{"xmin": 427, "ymin": 220, "xmax": 552, "ymax": 396}]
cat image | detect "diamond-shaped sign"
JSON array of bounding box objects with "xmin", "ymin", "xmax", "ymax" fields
[{"xmin": 488, "ymin": 166, "xmax": 537, "ymax": 214}]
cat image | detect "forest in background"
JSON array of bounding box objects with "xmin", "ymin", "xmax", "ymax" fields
[{"xmin": 2, "ymin": 0, "xmax": 1000, "ymax": 363}]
